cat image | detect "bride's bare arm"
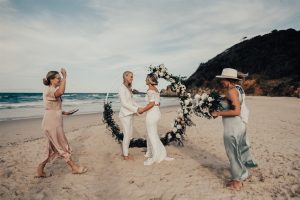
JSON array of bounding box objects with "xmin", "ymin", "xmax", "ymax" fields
[{"xmin": 140, "ymin": 102, "xmax": 155, "ymax": 113}]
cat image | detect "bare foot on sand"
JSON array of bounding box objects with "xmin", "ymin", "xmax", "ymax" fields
[
  {"xmin": 35, "ymin": 164, "xmax": 47, "ymax": 178},
  {"xmin": 123, "ymin": 155, "xmax": 134, "ymax": 160},
  {"xmin": 226, "ymin": 180, "xmax": 243, "ymax": 191},
  {"xmin": 72, "ymin": 166, "xmax": 88, "ymax": 174}
]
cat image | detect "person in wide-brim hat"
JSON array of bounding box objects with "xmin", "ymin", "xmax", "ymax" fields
[
  {"xmin": 211, "ymin": 67, "xmax": 257, "ymax": 191},
  {"xmin": 215, "ymin": 68, "xmax": 242, "ymax": 80}
]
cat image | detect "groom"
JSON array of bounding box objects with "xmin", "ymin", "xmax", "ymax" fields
[{"xmin": 118, "ymin": 71, "xmax": 142, "ymax": 160}]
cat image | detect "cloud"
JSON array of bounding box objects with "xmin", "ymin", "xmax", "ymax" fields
[{"xmin": 0, "ymin": 0, "xmax": 299, "ymax": 92}]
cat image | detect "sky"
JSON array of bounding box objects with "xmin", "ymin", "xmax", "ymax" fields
[{"xmin": 0, "ymin": 0, "xmax": 299, "ymax": 93}]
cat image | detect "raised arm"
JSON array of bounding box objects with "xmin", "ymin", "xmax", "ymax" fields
[{"xmin": 54, "ymin": 68, "xmax": 66, "ymax": 98}]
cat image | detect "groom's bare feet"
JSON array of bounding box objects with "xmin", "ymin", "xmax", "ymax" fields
[{"xmin": 123, "ymin": 155, "xmax": 134, "ymax": 160}]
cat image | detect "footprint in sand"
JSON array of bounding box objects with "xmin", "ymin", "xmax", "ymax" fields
[
  {"xmin": 135, "ymin": 182, "xmax": 144, "ymax": 188},
  {"xmin": 3, "ymin": 170, "xmax": 12, "ymax": 178},
  {"xmin": 246, "ymin": 168, "xmax": 264, "ymax": 182}
]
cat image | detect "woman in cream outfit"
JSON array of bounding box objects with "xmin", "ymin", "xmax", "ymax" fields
[
  {"xmin": 118, "ymin": 71, "xmax": 141, "ymax": 160},
  {"xmin": 139, "ymin": 74, "xmax": 174, "ymax": 166},
  {"xmin": 36, "ymin": 68, "xmax": 87, "ymax": 177}
]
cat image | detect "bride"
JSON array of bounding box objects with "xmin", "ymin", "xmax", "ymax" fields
[{"xmin": 139, "ymin": 73, "xmax": 174, "ymax": 165}]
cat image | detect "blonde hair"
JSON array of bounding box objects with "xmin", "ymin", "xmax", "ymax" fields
[
  {"xmin": 146, "ymin": 73, "xmax": 158, "ymax": 85},
  {"xmin": 123, "ymin": 71, "xmax": 133, "ymax": 88}
]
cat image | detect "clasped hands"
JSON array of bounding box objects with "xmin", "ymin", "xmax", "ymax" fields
[
  {"xmin": 137, "ymin": 107, "xmax": 144, "ymax": 114},
  {"xmin": 210, "ymin": 111, "xmax": 219, "ymax": 119}
]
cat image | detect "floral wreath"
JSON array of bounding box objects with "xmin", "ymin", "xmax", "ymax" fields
[{"xmin": 103, "ymin": 64, "xmax": 223, "ymax": 148}]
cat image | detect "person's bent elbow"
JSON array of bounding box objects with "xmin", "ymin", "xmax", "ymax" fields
[
  {"xmin": 233, "ymin": 109, "xmax": 241, "ymax": 116},
  {"xmin": 54, "ymin": 90, "xmax": 64, "ymax": 98}
]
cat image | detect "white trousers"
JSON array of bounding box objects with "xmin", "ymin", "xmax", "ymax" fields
[{"xmin": 120, "ymin": 115, "xmax": 133, "ymax": 156}]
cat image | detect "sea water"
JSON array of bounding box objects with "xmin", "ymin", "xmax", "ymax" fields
[{"xmin": 0, "ymin": 93, "xmax": 179, "ymax": 121}]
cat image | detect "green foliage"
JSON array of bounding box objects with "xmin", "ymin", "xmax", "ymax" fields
[{"xmin": 185, "ymin": 29, "xmax": 300, "ymax": 96}]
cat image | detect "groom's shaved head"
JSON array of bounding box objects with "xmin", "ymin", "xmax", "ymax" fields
[
  {"xmin": 123, "ymin": 71, "xmax": 133, "ymax": 88},
  {"xmin": 123, "ymin": 71, "xmax": 133, "ymax": 79}
]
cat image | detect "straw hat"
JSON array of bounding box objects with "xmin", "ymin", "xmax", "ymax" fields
[{"xmin": 216, "ymin": 68, "xmax": 241, "ymax": 80}]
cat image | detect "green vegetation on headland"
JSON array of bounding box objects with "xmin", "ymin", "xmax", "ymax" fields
[{"xmin": 183, "ymin": 29, "xmax": 300, "ymax": 97}]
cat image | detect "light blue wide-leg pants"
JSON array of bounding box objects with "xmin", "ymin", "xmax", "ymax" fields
[{"xmin": 222, "ymin": 116, "xmax": 252, "ymax": 180}]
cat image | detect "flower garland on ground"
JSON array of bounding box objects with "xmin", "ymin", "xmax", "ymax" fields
[{"xmin": 103, "ymin": 64, "xmax": 223, "ymax": 148}]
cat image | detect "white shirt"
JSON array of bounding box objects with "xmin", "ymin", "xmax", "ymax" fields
[
  {"xmin": 145, "ymin": 90, "xmax": 160, "ymax": 104},
  {"xmin": 118, "ymin": 84, "xmax": 139, "ymax": 118}
]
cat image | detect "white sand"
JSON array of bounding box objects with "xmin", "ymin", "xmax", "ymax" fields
[{"xmin": 0, "ymin": 96, "xmax": 299, "ymax": 200}]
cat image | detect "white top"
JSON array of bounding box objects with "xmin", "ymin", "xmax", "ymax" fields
[
  {"xmin": 146, "ymin": 90, "xmax": 160, "ymax": 104},
  {"xmin": 235, "ymin": 85, "xmax": 250, "ymax": 124},
  {"xmin": 118, "ymin": 84, "xmax": 139, "ymax": 118}
]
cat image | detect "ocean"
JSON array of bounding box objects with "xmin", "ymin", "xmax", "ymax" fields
[{"xmin": 0, "ymin": 93, "xmax": 179, "ymax": 121}]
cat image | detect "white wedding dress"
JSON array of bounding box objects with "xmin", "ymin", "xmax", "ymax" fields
[{"xmin": 144, "ymin": 90, "xmax": 174, "ymax": 166}]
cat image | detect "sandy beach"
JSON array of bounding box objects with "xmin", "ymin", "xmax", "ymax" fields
[{"xmin": 0, "ymin": 96, "xmax": 299, "ymax": 200}]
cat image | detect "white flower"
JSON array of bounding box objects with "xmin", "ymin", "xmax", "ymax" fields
[
  {"xmin": 194, "ymin": 94, "xmax": 201, "ymax": 102},
  {"xmin": 199, "ymin": 100, "xmax": 204, "ymax": 105},
  {"xmin": 173, "ymin": 127, "xmax": 177, "ymax": 133},
  {"xmin": 201, "ymin": 93, "xmax": 208, "ymax": 99},
  {"xmin": 176, "ymin": 133, "xmax": 181, "ymax": 138},
  {"xmin": 168, "ymin": 133, "xmax": 172, "ymax": 140},
  {"xmin": 184, "ymin": 99, "xmax": 190, "ymax": 105},
  {"xmin": 165, "ymin": 74, "xmax": 170, "ymax": 79},
  {"xmin": 169, "ymin": 78, "xmax": 176, "ymax": 83},
  {"xmin": 187, "ymin": 93, "xmax": 191, "ymax": 98},
  {"xmin": 176, "ymin": 124, "xmax": 182, "ymax": 129},
  {"xmin": 159, "ymin": 64, "xmax": 165, "ymax": 69},
  {"xmin": 159, "ymin": 72, "xmax": 165, "ymax": 77},
  {"xmin": 161, "ymin": 68, "xmax": 166, "ymax": 73},
  {"xmin": 177, "ymin": 108, "xmax": 183, "ymax": 113},
  {"xmin": 178, "ymin": 112, "xmax": 183, "ymax": 118},
  {"xmin": 184, "ymin": 109, "xmax": 188, "ymax": 114},
  {"xmin": 208, "ymin": 97, "xmax": 214, "ymax": 102}
]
